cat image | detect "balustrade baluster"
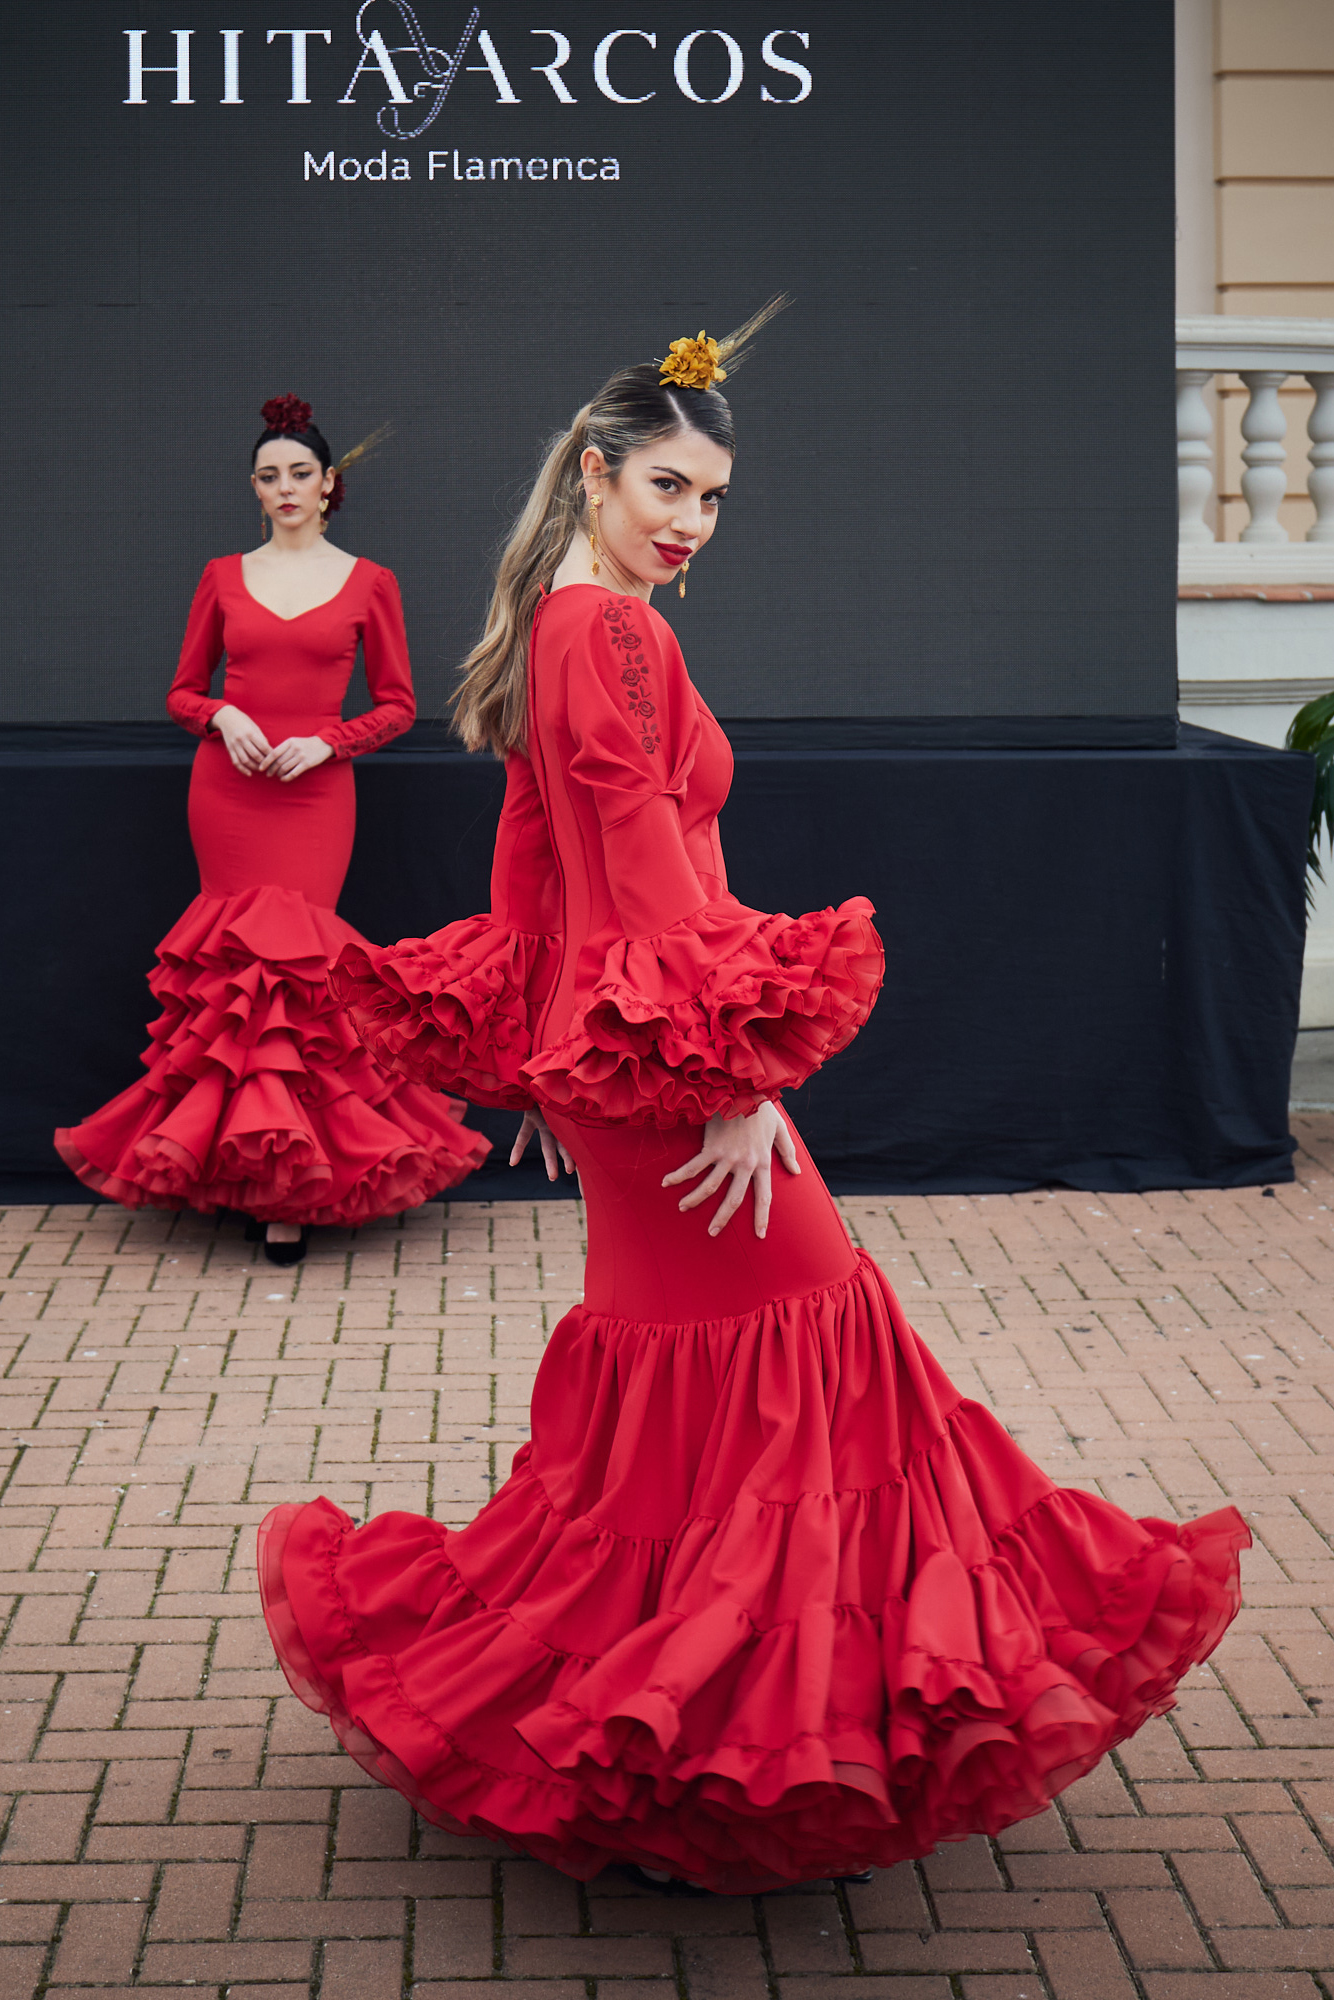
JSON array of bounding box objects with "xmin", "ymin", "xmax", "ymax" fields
[
  {"xmin": 1239, "ymin": 369, "xmax": 1291, "ymax": 543},
  {"xmin": 1305, "ymin": 371, "xmax": 1334, "ymax": 542},
  {"xmin": 1177, "ymin": 369, "xmax": 1215, "ymax": 543}
]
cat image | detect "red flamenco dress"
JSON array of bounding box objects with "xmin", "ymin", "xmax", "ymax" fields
[
  {"xmin": 55, "ymin": 555, "xmax": 488, "ymax": 1224},
  {"xmin": 259, "ymin": 585, "xmax": 1247, "ymax": 1891}
]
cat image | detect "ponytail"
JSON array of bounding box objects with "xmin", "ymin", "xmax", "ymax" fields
[{"xmin": 451, "ymin": 409, "xmax": 591, "ymax": 754}]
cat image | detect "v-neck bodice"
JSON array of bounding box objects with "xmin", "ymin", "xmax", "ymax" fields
[{"xmin": 165, "ymin": 553, "xmax": 415, "ymax": 760}]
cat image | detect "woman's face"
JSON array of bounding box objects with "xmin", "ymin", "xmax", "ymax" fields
[
  {"xmin": 586, "ymin": 427, "xmax": 733, "ymax": 590},
  {"xmin": 251, "ymin": 439, "xmax": 335, "ymax": 532}
]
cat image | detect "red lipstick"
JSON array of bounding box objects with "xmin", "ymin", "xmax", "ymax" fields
[{"xmin": 653, "ymin": 541, "xmax": 692, "ymax": 567}]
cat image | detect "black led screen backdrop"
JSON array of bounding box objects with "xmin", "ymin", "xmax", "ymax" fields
[{"xmin": 1, "ymin": 1, "xmax": 1176, "ymax": 729}]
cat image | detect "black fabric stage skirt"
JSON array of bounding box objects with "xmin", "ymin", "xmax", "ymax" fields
[{"xmin": 1, "ymin": 721, "xmax": 1311, "ymax": 1201}]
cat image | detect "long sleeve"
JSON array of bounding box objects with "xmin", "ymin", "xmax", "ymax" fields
[
  {"xmin": 165, "ymin": 562, "xmax": 227, "ymax": 738},
  {"xmin": 320, "ymin": 567, "xmax": 416, "ymax": 760},
  {"xmin": 563, "ymin": 596, "xmax": 712, "ymax": 940},
  {"xmin": 328, "ymin": 752, "xmax": 562, "ymax": 1106},
  {"xmin": 521, "ymin": 596, "xmax": 884, "ymax": 1126}
]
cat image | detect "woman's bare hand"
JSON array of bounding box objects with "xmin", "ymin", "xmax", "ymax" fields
[
  {"xmin": 663, "ymin": 1101, "xmax": 800, "ymax": 1239},
  {"xmin": 212, "ymin": 703, "xmax": 272, "ymax": 777},
  {"xmin": 510, "ymin": 1110, "xmax": 576, "ymax": 1183},
  {"xmin": 259, "ymin": 735, "xmax": 334, "ymax": 783}
]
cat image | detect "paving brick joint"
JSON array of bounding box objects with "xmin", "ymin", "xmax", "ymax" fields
[{"xmin": 3, "ymin": 1117, "xmax": 1334, "ymax": 1997}]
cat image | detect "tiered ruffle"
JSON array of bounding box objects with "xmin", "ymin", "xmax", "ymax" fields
[
  {"xmin": 332, "ymin": 895, "xmax": 883, "ymax": 1125},
  {"xmin": 523, "ymin": 896, "xmax": 883, "ymax": 1124},
  {"xmin": 259, "ymin": 1253, "xmax": 1247, "ymax": 1892},
  {"xmin": 55, "ymin": 885, "xmax": 490, "ymax": 1224},
  {"xmin": 330, "ymin": 916, "xmax": 560, "ymax": 1109}
]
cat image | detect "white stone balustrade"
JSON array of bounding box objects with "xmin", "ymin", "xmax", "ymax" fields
[{"xmin": 1176, "ymin": 316, "xmax": 1334, "ymax": 583}]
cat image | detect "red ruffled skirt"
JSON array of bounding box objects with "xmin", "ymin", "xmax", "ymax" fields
[
  {"xmin": 55, "ymin": 884, "xmax": 489, "ymax": 1224},
  {"xmin": 260, "ymin": 1115, "xmax": 1247, "ymax": 1891}
]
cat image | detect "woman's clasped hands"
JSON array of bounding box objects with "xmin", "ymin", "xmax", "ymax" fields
[{"xmin": 212, "ymin": 703, "xmax": 333, "ymax": 782}]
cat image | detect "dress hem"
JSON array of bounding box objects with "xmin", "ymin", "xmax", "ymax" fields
[{"xmin": 257, "ymin": 1266, "xmax": 1249, "ymax": 1898}]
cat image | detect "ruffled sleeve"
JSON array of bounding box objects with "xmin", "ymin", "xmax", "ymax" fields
[
  {"xmin": 165, "ymin": 562, "xmax": 227, "ymax": 739},
  {"xmin": 518, "ymin": 595, "xmax": 884, "ymax": 1126},
  {"xmin": 320, "ymin": 567, "xmax": 416, "ymax": 760},
  {"xmin": 329, "ymin": 750, "xmax": 561, "ymax": 1107}
]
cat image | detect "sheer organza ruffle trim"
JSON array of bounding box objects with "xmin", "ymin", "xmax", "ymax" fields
[
  {"xmin": 518, "ymin": 1489, "xmax": 1245, "ymax": 1864},
  {"xmin": 330, "ymin": 917, "xmax": 560, "ymax": 1110},
  {"xmin": 258, "ymin": 1256, "xmax": 1247, "ymax": 1893},
  {"xmin": 56, "ymin": 885, "xmax": 489, "ymax": 1223}
]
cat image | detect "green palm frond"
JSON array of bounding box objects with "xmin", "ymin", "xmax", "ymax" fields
[{"xmin": 1286, "ymin": 688, "xmax": 1334, "ymax": 907}]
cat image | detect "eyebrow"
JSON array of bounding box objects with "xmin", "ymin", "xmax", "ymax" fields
[{"xmin": 649, "ymin": 465, "xmax": 729, "ymax": 488}]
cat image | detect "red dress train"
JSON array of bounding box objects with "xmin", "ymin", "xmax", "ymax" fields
[
  {"xmin": 55, "ymin": 555, "xmax": 487, "ymax": 1223},
  {"xmin": 259, "ymin": 586, "xmax": 1247, "ymax": 1890}
]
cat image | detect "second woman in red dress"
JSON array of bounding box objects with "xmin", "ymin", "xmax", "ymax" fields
[
  {"xmin": 259, "ymin": 327, "xmax": 1248, "ymax": 1886},
  {"xmin": 56, "ymin": 396, "xmax": 487, "ymax": 1261}
]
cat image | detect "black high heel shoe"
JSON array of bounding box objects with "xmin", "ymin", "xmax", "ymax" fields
[
  {"xmin": 621, "ymin": 1864, "xmax": 710, "ymax": 1896},
  {"xmin": 263, "ymin": 1227, "xmax": 309, "ymax": 1267},
  {"xmin": 244, "ymin": 1217, "xmax": 264, "ymax": 1243}
]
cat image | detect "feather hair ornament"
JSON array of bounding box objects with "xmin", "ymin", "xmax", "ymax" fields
[
  {"xmin": 326, "ymin": 423, "xmax": 393, "ymax": 515},
  {"xmin": 334, "ymin": 423, "xmax": 393, "ymax": 477},
  {"xmin": 658, "ymin": 294, "xmax": 791, "ymax": 391}
]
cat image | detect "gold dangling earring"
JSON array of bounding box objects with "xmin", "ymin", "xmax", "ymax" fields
[
  {"xmin": 319, "ymin": 497, "xmax": 329, "ymax": 536},
  {"xmin": 259, "ymin": 507, "xmax": 270, "ymax": 542},
  {"xmin": 589, "ymin": 492, "xmax": 602, "ymax": 576},
  {"xmin": 678, "ymin": 558, "xmax": 689, "ymax": 600}
]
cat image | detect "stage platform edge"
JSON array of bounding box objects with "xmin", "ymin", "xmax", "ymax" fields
[{"xmin": 1, "ymin": 721, "xmax": 1311, "ymax": 1199}]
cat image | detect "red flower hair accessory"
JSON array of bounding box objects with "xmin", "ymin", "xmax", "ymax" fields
[
  {"xmin": 261, "ymin": 393, "xmax": 314, "ymax": 435},
  {"xmin": 324, "ymin": 471, "xmax": 346, "ymax": 515}
]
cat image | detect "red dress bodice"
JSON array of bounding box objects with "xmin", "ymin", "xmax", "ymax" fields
[
  {"xmin": 165, "ymin": 554, "xmax": 417, "ymax": 908},
  {"xmin": 166, "ymin": 553, "xmax": 416, "ymax": 759}
]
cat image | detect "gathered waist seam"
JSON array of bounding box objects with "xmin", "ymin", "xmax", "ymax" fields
[{"xmin": 575, "ymin": 1248, "xmax": 873, "ymax": 1334}]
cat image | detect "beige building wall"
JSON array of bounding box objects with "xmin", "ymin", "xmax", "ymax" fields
[
  {"xmin": 1176, "ymin": 5, "xmax": 1334, "ymax": 1026},
  {"xmin": 1202, "ymin": 1, "xmax": 1334, "ymax": 537}
]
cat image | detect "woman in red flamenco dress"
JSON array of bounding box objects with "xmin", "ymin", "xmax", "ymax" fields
[
  {"xmin": 55, "ymin": 396, "xmax": 487, "ymax": 1265},
  {"xmin": 259, "ymin": 322, "xmax": 1248, "ymax": 1886}
]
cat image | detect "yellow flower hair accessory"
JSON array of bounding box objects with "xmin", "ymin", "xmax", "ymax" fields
[{"xmin": 659, "ymin": 330, "xmax": 728, "ymax": 392}]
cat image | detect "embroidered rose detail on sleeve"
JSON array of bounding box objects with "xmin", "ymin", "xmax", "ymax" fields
[{"xmin": 602, "ymin": 598, "xmax": 659, "ymax": 755}]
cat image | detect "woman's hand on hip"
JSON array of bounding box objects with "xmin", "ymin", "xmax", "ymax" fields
[
  {"xmin": 212, "ymin": 704, "xmax": 272, "ymax": 777},
  {"xmin": 510, "ymin": 1110, "xmax": 576, "ymax": 1183},
  {"xmin": 663, "ymin": 1101, "xmax": 800, "ymax": 1239},
  {"xmin": 260, "ymin": 735, "xmax": 335, "ymax": 782}
]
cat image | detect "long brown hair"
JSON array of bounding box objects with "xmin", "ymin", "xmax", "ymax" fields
[{"xmin": 452, "ymin": 301, "xmax": 786, "ymax": 755}]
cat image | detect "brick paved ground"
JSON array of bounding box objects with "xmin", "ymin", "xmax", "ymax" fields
[{"xmin": 4, "ymin": 1121, "xmax": 1334, "ymax": 1999}]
